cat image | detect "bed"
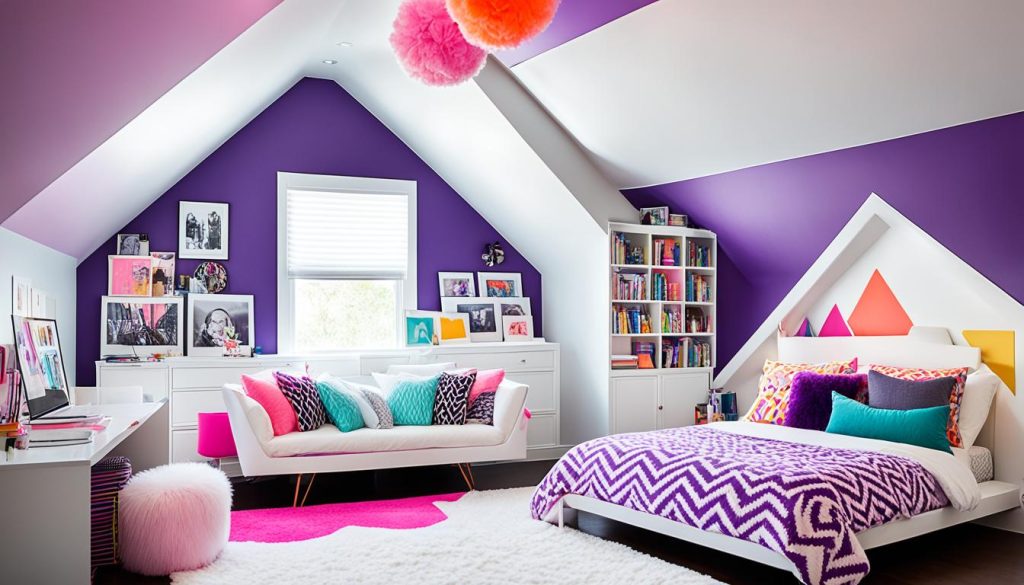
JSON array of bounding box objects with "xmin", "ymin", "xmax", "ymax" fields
[{"xmin": 533, "ymin": 330, "xmax": 1019, "ymax": 585}]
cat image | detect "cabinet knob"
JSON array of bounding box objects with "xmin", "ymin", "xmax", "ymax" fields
[
  {"xmin": 520, "ymin": 359, "xmax": 527, "ymax": 364},
  {"xmin": 658, "ymin": 405, "xmax": 664, "ymax": 410}
]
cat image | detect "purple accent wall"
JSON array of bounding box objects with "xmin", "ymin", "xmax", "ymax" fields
[
  {"xmin": 499, "ymin": 0, "xmax": 657, "ymax": 66},
  {"xmin": 624, "ymin": 112, "xmax": 1024, "ymax": 370},
  {"xmin": 76, "ymin": 78, "xmax": 541, "ymax": 384}
]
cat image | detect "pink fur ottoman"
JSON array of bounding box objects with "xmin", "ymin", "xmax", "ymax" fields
[{"xmin": 118, "ymin": 463, "xmax": 232, "ymax": 576}]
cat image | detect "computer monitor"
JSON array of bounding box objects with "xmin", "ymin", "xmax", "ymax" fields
[{"xmin": 11, "ymin": 316, "xmax": 70, "ymax": 419}]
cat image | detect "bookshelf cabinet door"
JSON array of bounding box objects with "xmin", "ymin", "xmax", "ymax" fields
[
  {"xmin": 658, "ymin": 372, "xmax": 711, "ymax": 430},
  {"xmin": 611, "ymin": 376, "xmax": 659, "ymax": 434}
]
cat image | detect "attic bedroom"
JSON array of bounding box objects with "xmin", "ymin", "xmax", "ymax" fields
[{"xmin": 1, "ymin": 1, "xmax": 1022, "ymax": 584}]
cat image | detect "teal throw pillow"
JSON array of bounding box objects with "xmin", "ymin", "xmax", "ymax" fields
[
  {"xmin": 387, "ymin": 375, "xmax": 440, "ymax": 426},
  {"xmin": 316, "ymin": 381, "xmax": 365, "ymax": 432},
  {"xmin": 825, "ymin": 392, "xmax": 952, "ymax": 453}
]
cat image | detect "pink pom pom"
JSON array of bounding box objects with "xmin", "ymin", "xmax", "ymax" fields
[{"xmin": 390, "ymin": 0, "xmax": 487, "ymax": 86}]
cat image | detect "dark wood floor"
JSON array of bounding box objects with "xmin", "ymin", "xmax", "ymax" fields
[{"xmin": 97, "ymin": 460, "xmax": 1024, "ymax": 585}]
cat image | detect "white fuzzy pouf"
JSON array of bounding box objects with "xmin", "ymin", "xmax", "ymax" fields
[
  {"xmin": 171, "ymin": 487, "xmax": 721, "ymax": 585},
  {"xmin": 120, "ymin": 463, "xmax": 232, "ymax": 576}
]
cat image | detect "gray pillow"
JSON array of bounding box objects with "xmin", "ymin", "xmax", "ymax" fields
[
  {"xmin": 360, "ymin": 388, "xmax": 394, "ymax": 429},
  {"xmin": 868, "ymin": 370, "xmax": 955, "ymax": 411}
]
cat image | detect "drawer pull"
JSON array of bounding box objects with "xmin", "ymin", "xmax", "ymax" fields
[{"xmin": 520, "ymin": 359, "xmax": 527, "ymax": 364}]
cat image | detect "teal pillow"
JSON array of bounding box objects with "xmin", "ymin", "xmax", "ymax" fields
[
  {"xmin": 825, "ymin": 392, "xmax": 952, "ymax": 453},
  {"xmin": 387, "ymin": 375, "xmax": 440, "ymax": 426},
  {"xmin": 316, "ymin": 381, "xmax": 365, "ymax": 432}
]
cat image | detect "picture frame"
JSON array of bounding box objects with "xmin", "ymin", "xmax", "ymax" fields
[
  {"xmin": 11, "ymin": 316, "xmax": 70, "ymax": 419},
  {"xmin": 502, "ymin": 315, "xmax": 534, "ymax": 341},
  {"xmin": 438, "ymin": 312, "xmax": 471, "ymax": 345},
  {"xmin": 11, "ymin": 276, "xmax": 31, "ymax": 317},
  {"xmin": 477, "ymin": 272, "xmax": 523, "ymax": 298},
  {"xmin": 437, "ymin": 271, "xmax": 476, "ymax": 298},
  {"xmin": 116, "ymin": 233, "xmax": 149, "ymax": 256},
  {"xmin": 150, "ymin": 252, "xmax": 176, "ymax": 296},
  {"xmin": 441, "ymin": 297, "xmax": 502, "ymax": 342},
  {"xmin": 101, "ymin": 296, "xmax": 184, "ymax": 358},
  {"xmin": 669, "ymin": 213, "xmax": 689, "ymax": 227},
  {"xmin": 404, "ymin": 310, "xmax": 440, "ymax": 347},
  {"xmin": 108, "ymin": 255, "xmax": 154, "ymax": 297},
  {"xmin": 640, "ymin": 206, "xmax": 669, "ymax": 226},
  {"xmin": 498, "ymin": 297, "xmax": 531, "ymax": 317},
  {"xmin": 187, "ymin": 293, "xmax": 254, "ymax": 356},
  {"xmin": 179, "ymin": 201, "xmax": 229, "ymax": 260}
]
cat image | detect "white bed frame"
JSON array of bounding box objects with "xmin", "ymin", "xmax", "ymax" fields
[{"xmin": 557, "ymin": 328, "xmax": 1021, "ymax": 579}]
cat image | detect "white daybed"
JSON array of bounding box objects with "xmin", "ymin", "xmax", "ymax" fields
[
  {"xmin": 555, "ymin": 330, "xmax": 1020, "ymax": 579},
  {"xmin": 222, "ymin": 379, "xmax": 529, "ymax": 502}
]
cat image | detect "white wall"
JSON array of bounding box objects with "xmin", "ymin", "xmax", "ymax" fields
[{"xmin": 0, "ymin": 227, "xmax": 77, "ymax": 384}]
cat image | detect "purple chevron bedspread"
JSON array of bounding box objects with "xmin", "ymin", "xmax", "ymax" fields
[{"xmin": 530, "ymin": 426, "xmax": 949, "ymax": 585}]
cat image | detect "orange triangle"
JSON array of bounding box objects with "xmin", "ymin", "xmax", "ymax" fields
[{"xmin": 848, "ymin": 270, "xmax": 913, "ymax": 336}]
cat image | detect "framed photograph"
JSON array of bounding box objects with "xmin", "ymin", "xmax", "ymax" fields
[
  {"xmin": 669, "ymin": 213, "xmax": 689, "ymax": 227},
  {"xmin": 116, "ymin": 233, "xmax": 149, "ymax": 255},
  {"xmin": 438, "ymin": 312, "xmax": 471, "ymax": 345},
  {"xmin": 30, "ymin": 289, "xmax": 47, "ymax": 318},
  {"xmin": 405, "ymin": 310, "xmax": 439, "ymax": 347},
  {"xmin": 12, "ymin": 276, "xmax": 31, "ymax": 317},
  {"xmin": 441, "ymin": 298, "xmax": 502, "ymax": 342},
  {"xmin": 101, "ymin": 296, "xmax": 183, "ymax": 357},
  {"xmin": 438, "ymin": 272, "xmax": 476, "ymax": 298},
  {"xmin": 150, "ymin": 252, "xmax": 176, "ymax": 296},
  {"xmin": 498, "ymin": 297, "xmax": 531, "ymax": 317},
  {"xmin": 108, "ymin": 255, "xmax": 154, "ymax": 297},
  {"xmin": 194, "ymin": 261, "xmax": 228, "ymax": 294},
  {"xmin": 502, "ymin": 315, "xmax": 534, "ymax": 341},
  {"xmin": 187, "ymin": 293, "xmax": 254, "ymax": 356},
  {"xmin": 11, "ymin": 316, "xmax": 70, "ymax": 419},
  {"xmin": 477, "ymin": 272, "xmax": 523, "ymax": 298},
  {"xmin": 179, "ymin": 201, "xmax": 229, "ymax": 260},
  {"xmin": 640, "ymin": 206, "xmax": 669, "ymax": 226}
]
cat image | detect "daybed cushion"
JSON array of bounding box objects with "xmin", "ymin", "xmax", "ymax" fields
[{"xmin": 263, "ymin": 423, "xmax": 507, "ymax": 457}]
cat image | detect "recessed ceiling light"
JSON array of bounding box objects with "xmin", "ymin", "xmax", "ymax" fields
[
  {"xmin": 336, "ymin": 41, "xmax": 353, "ymax": 48},
  {"xmin": 322, "ymin": 59, "xmax": 338, "ymax": 65}
]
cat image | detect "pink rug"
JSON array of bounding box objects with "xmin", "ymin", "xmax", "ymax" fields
[{"xmin": 229, "ymin": 492, "xmax": 465, "ymax": 543}]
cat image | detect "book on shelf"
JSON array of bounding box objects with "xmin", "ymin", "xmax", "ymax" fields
[
  {"xmin": 612, "ymin": 232, "xmax": 645, "ymax": 265},
  {"xmin": 661, "ymin": 337, "xmax": 712, "ymax": 368},
  {"xmin": 611, "ymin": 354, "xmax": 639, "ymax": 370},
  {"xmin": 613, "ymin": 272, "xmax": 647, "ymax": 301},
  {"xmin": 685, "ymin": 273, "xmax": 712, "ymax": 303},
  {"xmin": 686, "ymin": 241, "xmax": 712, "ymax": 267},
  {"xmin": 613, "ymin": 307, "xmax": 652, "ymax": 334},
  {"xmin": 652, "ymin": 239, "xmax": 681, "ymax": 267}
]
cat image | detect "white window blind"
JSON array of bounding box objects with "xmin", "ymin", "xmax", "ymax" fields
[{"xmin": 286, "ymin": 189, "xmax": 409, "ymax": 279}]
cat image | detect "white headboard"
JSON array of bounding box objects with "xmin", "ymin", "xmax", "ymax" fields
[{"xmin": 777, "ymin": 326, "xmax": 980, "ymax": 371}]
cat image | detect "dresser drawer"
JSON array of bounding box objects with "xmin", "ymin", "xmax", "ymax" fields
[
  {"xmin": 97, "ymin": 366, "xmax": 169, "ymax": 402},
  {"xmin": 444, "ymin": 350, "xmax": 554, "ymax": 372},
  {"xmin": 527, "ymin": 412, "xmax": 558, "ymax": 448},
  {"xmin": 506, "ymin": 371, "xmax": 556, "ymax": 412},
  {"xmin": 172, "ymin": 389, "xmax": 226, "ymax": 428},
  {"xmin": 171, "ymin": 429, "xmax": 208, "ymax": 463},
  {"xmin": 172, "ymin": 363, "xmax": 298, "ymax": 390}
]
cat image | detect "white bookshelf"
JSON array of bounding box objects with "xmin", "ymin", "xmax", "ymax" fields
[{"xmin": 607, "ymin": 222, "xmax": 716, "ymax": 434}]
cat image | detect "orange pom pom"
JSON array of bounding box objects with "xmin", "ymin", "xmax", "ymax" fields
[{"xmin": 446, "ymin": 0, "xmax": 559, "ymax": 50}]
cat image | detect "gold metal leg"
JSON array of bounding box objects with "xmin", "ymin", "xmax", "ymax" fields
[
  {"xmin": 300, "ymin": 473, "xmax": 317, "ymax": 507},
  {"xmin": 292, "ymin": 473, "xmax": 302, "ymax": 508},
  {"xmin": 456, "ymin": 463, "xmax": 475, "ymax": 491}
]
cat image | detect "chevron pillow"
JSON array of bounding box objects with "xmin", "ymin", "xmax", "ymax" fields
[
  {"xmin": 466, "ymin": 392, "xmax": 496, "ymax": 425},
  {"xmin": 387, "ymin": 375, "xmax": 440, "ymax": 426},
  {"xmin": 274, "ymin": 371, "xmax": 327, "ymax": 432},
  {"xmin": 433, "ymin": 371, "xmax": 476, "ymax": 425},
  {"xmin": 315, "ymin": 381, "xmax": 365, "ymax": 432}
]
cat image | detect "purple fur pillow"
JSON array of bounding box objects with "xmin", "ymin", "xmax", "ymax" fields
[{"xmin": 784, "ymin": 371, "xmax": 867, "ymax": 431}]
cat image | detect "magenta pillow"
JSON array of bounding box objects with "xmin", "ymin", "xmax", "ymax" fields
[
  {"xmin": 241, "ymin": 374, "xmax": 299, "ymax": 436},
  {"xmin": 467, "ymin": 369, "xmax": 505, "ymax": 405},
  {"xmin": 784, "ymin": 372, "xmax": 867, "ymax": 431}
]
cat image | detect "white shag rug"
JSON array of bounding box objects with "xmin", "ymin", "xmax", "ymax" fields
[{"xmin": 171, "ymin": 487, "xmax": 722, "ymax": 585}]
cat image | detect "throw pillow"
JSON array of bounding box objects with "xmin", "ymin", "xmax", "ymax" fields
[
  {"xmin": 315, "ymin": 382, "xmax": 365, "ymax": 432},
  {"xmin": 241, "ymin": 374, "xmax": 298, "ymax": 436},
  {"xmin": 387, "ymin": 375, "xmax": 440, "ymax": 426},
  {"xmin": 385, "ymin": 362, "xmax": 457, "ymax": 376},
  {"xmin": 468, "ymin": 369, "xmax": 505, "ymax": 405},
  {"xmin": 743, "ymin": 358, "xmax": 858, "ymax": 425},
  {"xmin": 319, "ymin": 376, "xmax": 383, "ymax": 429},
  {"xmin": 825, "ymin": 392, "xmax": 952, "ymax": 453},
  {"xmin": 274, "ymin": 371, "xmax": 327, "ymax": 432},
  {"xmin": 466, "ymin": 392, "xmax": 496, "ymax": 425},
  {"xmin": 867, "ymin": 370, "xmax": 956, "ymax": 410},
  {"xmin": 360, "ymin": 388, "xmax": 394, "ymax": 429},
  {"xmin": 433, "ymin": 371, "xmax": 476, "ymax": 425},
  {"xmin": 784, "ymin": 372, "xmax": 867, "ymax": 431},
  {"xmin": 957, "ymin": 366, "xmax": 1000, "ymax": 449},
  {"xmin": 372, "ymin": 371, "xmax": 428, "ymax": 397},
  {"xmin": 870, "ymin": 364, "xmax": 969, "ymax": 448}
]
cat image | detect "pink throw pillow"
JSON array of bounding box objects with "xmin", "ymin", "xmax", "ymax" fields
[
  {"xmin": 468, "ymin": 369, "xmax": 505, "ymax": 405},
  {"xmin": 241, "ymin": 374, "xmax": 298, "ymax": 436}
]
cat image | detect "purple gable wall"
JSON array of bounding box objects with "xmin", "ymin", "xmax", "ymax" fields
[
  {"xmin": 624, "ymin": 112, "xmax": 1024, "ymax": 370},
  {"xmin": 76, "ymin": 77, "xmax": 541, "ymax": 384}
]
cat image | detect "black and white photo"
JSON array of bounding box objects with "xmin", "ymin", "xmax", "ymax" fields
[
  {"xmin": 117, "ymin": 233, "xmax": 149, "ymax": 255},
  {"xmin": 187, "ymin": 293, "xmax": 254, "ymax": 356},
  {"xmin": 500, "ymin": 297, "xmax": 532, "ymax": 316},
  {"xmin": 179, "ymin": 201, "xmax": 229, "ymax": 260},
  {"xmin": 100, "ymin": 296, "xmax": 183, "ymax": 357},
  {"xmin": 441, "ymin": 297, "xmax": 502, "ymax": 342}
]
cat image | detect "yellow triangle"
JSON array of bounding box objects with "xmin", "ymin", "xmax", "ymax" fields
[{"xmin": 962, "ymin": 330, "xmax": 1015, "ymax": 394}]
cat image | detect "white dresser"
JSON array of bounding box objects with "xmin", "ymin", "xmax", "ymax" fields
[{"xmin": 95, "ymin": 341, "xmax": 561, "ymax": 465}]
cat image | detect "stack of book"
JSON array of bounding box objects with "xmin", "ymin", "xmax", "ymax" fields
[
  {"xmin": 610, "ymin": 355, "xmax": 639, "ymax": 370},
  {"xmin": 661, "ymin": 337, "xmax": 712, "ymax": 368},
  {"xmin": 613, "ymin": 273, "xmax": 647, "ymax": 300},
  {"xmin": 632, "ymin": 341, "xmax": 656, "ymax": 369},
  {"xmin": 28, "ymin": 415, "xmax": 110, "ymax": 448},
  {"xmin": 662, "ymin": 307, "xmax": 683, "ymax": 333},
  {"xmin": 686, "ymin": 274, "xmax": 712, "ymax": 302},
  {"xmin": 686, "ymin": 241, "xmax": 712, "ymax": 267},
  {"xmin": 613, "ymin": 307, "xmax": 652, "ymax": 334}
]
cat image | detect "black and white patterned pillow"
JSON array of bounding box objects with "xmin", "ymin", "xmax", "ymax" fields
[
  {"xmin": 432, "ymin": 372, "xmax": 476, "ymax": 425},
  {"xmin": 274, "ymin": 371, "xmax": 327, "ymax": 431},
  {"xmin": 465, "ymin": 392, "xmax": 496, "ymax": 425},
  {"xmin": 360, "ymin": 388, "xmax": 394, "ymax": 429}
]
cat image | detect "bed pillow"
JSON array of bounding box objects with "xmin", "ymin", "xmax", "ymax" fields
[
  {"xmin": 468, "ymin": 369, "xmax": 506, "ymax": 405},
  {"xmin": 432, "ymin": 371, "xmax": 476, "ymax": 425},
  {"xmin": 870, "ymin": 365, "xmax": 968, "ymax": 448},
  {"xmin": 743, "ymin": 358, "xmax": 858, "ymax": 425},
  {"xmin": 315, "ymin": 381, "xmax": 365, "ymax": 432},
  {"xmin": 274, "ymin": 371, "xmax": 327, "ymax": 432},
  {"xmin": 385, "ymin": 362, "xmax": 457, "ymax": 376},
  {"xmin": 826, "ymin": 392, "xmax": 952, "ymax": 453},
  {"xmin": 241, "ymin": 374, "xmax": 298, "ymax": 436},
  {"xmin": 784, "ymin": 372, "xmax": 867, "ymax": 431},
  {"xmin": 387, "ymin": 375, "xmax": 440, "ymax": 426},
  {"xmin": 958, "ymin": 365, "xmax": 1000, "ymax": 449},
  {"xmin": 868, "ymin": 370, "xmax": 955, "ymax": 410}
]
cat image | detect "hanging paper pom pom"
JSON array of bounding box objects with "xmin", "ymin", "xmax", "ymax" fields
[
  {"xmin": 390, "ymin": 0, "xmax": 487, "ymax": 86},
  {"xmin": 446, "ymin": 0, "xmax": 559, "ymax": 50}
]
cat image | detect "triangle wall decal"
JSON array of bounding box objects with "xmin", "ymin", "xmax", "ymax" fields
[
  {"xmin": 794, "ymin": 317, "xmax": 815, "ymax": 337},
  {"xmin": 848, "ymin": 269, "xmax": 914, "ymax": 336},
  {"xmin": 962, "ymin": 330, "xmax": 1016, "ymax": 394},
  {"xmin": 819, "ymin": 304, "xmax": 852, "ymax": 337}
]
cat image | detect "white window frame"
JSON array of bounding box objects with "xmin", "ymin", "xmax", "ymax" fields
[{"xmin": 276, "ymin": 172, "xmax": 417, "ymax": 354}]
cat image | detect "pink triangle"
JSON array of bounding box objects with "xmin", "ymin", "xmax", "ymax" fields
[
  {"xmin": 794, "ymin": 317, "xmax": 815, "ymax": 337},
  {"xmin": 819, "ymin": 305, "xmax": 852, "ymax": 337}
]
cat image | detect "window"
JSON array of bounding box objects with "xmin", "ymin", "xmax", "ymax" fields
[{"xmin": 277, "ymin": 173, "xmax": 416, "ymax": 352}]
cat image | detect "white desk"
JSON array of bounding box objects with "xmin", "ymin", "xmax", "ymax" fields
[{"xmin": 0, "ymin": 401, "xmax": 169, "ymax": 585}]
